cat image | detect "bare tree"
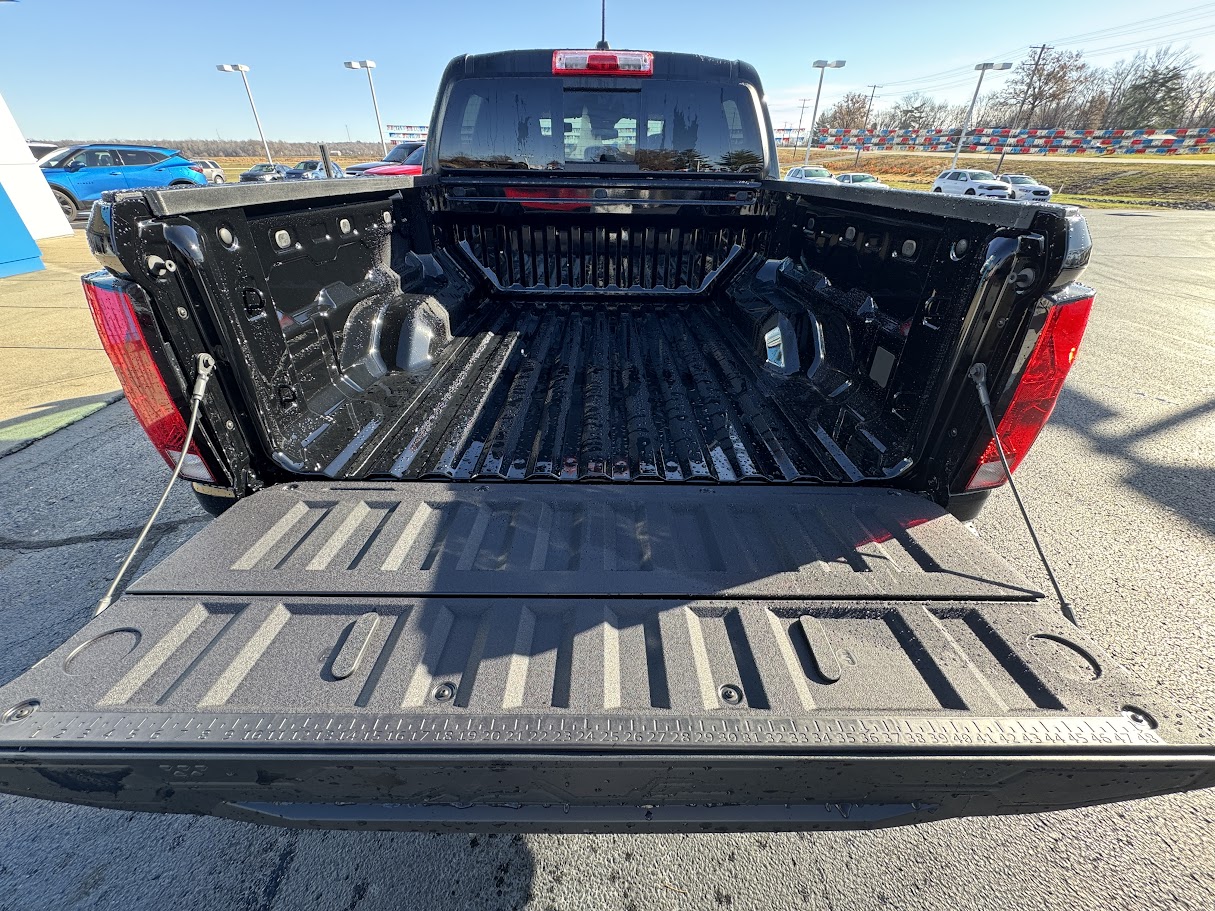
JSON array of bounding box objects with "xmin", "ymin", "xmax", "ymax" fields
[
  {"xmin": 818, "ymin": 92, "xmax": 874, "ymax": 130},
  {"xmin": 1105, "ymin": 47, "xmax": 1197, "ymax": 128},
  {"xmin": 1183, "ymin": 68, "xmax": 1215, "ymax": 127},
  {"xmin": 996, "ymin": 49, "xmax": 1090, "ymax": 129}
]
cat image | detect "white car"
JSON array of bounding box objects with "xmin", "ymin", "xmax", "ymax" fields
[
  {"xmin": 785, "ymin": 166, "xmax": 837, "ymax": 184},
  {"xmin": 931, "ymin": 169, "xmax": 1010, "ymax": 198},
  {"xmin": 997, "ymin": 174, "xmax": 1053, "ymax": 201},
  {"xmin": 834, "ymin": 172, "xmax": 888, "ymax": 189}
]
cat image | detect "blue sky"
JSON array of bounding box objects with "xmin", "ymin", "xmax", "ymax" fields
[{"xmin": 3, "ymin": 0, "xmax": 1215, "ymax": 142}]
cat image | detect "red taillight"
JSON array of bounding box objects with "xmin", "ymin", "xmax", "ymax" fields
[
  {"xmin": 503, "ymin": 186, "xmax": 590, "ymax": 211},
  {"xmin": 552, "ymin": 49, "xmax": 654, "ymax": 76},
  {"xmin": 188, "ymin": 165, "xmax": 204, "ymax": 173},
  {"xmin": 965, "ymin": 295, "xmax": 1093, "ymax": 491},
  {"xmin": 82, "ymin": 275, "xmax": 216, "ymax": 482}
]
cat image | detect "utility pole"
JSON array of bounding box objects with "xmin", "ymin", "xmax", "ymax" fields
[
  {"xmin": 794, "ymin": 98, "xmax": 811, "ymax": 153},
  {"xmin": 854, "ymin": 84, "xmax": 881, "ymax": 166},
  {"xmin": 997, "ymin": 44, "xmax": 1052, "ymax": 174}
]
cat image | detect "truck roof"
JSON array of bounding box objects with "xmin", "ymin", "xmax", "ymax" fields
[{"xmin": 441, "ymin": 48, "xmax": 766, "ymax": 90}]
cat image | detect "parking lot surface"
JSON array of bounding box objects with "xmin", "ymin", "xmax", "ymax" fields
[{"xmin": 0, "ymin": 210, "xmax": 1212, "ymax": 911}]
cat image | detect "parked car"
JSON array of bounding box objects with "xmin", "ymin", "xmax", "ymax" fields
[
  {"xmin": 361, "ymin": 145, "xmax": 425, "ymax": 177},
  {"xmin": 834, "ymin": 172, "xmax": 888, "ymax": 189},
  {"xmin": 343, "ymin": 141, "xmax": 426, "ymax": 177},
  {"xmin": 20, "ymin": 45, "xmax": 1210, "ymax": 838},
  {"xmin": 27, "ymin": 141, "xmax": 60, "ymax": 161},
  {"xmin": 785, "ymin": 165, "xmax": 836, "ymax": 184},
  {"xmin": 38, "ymin": 144, "xmax": 207, "ymax": 221},
  {"xmin": 238, "ymin": 163, "xmax": 291, "ymax": 183},
  {"xmin": 193, "ymin": 160, "xmax": 226, "ymax": 184},
  {"xmin": 931, "ymin": 169, "xmax": 1011, "ymax": 198},
  {"xmin": 285, "ymin": 159, "xmax": 345, "ymax": 180},
  {"xmin": 997, "ymin": 173, "xmax": 1053, "ymax": 201}
]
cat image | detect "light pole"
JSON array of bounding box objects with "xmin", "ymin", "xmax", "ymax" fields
[
  {"xmin": 803, "ymin": 60, "xmax": 846, "ymax": 165},
  {"xmin": 344, "ymin": 60, "xmax": 388, "ymax": 158},
  {"xmin": 216, "ymin": 64, "xmax": 273, "ymax": 165},
  {"xmin": 951, "ymin": 62, "xmax": 1013, "ymax": 169}
]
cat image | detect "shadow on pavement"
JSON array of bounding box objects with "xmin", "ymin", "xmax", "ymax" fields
[
  {"xmin": 0, "ymin": 391, "xmax": 122, "ymax": 456},
  {"xmin": 1053, "ymin": 385, "xmax": 1215, "ymax": 535}
]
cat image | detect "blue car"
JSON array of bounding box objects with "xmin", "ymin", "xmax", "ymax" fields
[{"xmin": 39, "ymin": 144, "xmax": 208, "ymax": 221}]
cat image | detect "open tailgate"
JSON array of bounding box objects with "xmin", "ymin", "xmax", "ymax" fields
[{"xmin": 0, "ymin": 483, "xmax": 1210, "ymax": 832}]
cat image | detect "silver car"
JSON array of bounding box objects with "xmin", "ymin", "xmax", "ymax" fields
[
  {"xmin": 193, "ymin": 160, "xmax": 226, "ymax": 184},
  {"xmin": 785, "ymin": 165, "xmax": 837, "ymax": 184}
]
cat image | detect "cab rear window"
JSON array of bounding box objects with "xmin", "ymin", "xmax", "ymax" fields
[{"xmin": 437, "ymin": 77, "xmax": 765, "ymax": 173}]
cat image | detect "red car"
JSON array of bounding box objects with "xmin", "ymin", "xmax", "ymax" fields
[{"xmin": 362, "ymin": 144, "xmax": 424, "ymax": 176}]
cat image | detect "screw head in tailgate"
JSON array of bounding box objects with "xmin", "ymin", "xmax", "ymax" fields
[{"xmin": 719, "ymin": 685, "xmax": 743, "ymax": 705}]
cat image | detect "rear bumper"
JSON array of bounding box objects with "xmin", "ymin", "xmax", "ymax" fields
[{"xmin": 5, "ymin": 742, "xmax": 1210, "ymax": 833}]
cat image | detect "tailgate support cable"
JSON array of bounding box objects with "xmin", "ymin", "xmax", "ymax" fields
[
  {"xmin": 968, "ymin": 363, "xmax": 1078, "ymax": 626},
  {"xmin": 95, "ymin": 353, "xmax": 216, "ymax": 616}
]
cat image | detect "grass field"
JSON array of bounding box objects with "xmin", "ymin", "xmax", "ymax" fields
[
  {"xmin": 776, "ymin": 148, "xmax": 1215, "ymax": 208},
  {"xmin": 212, "ymin": 155, "xmax": 368, "ymax": 183},
  {"xmin": 206, "ymin": 151, "xmax": 1215, "ymax": 209}
]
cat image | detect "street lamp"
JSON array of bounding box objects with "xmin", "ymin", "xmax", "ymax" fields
[
  {"xmin": 344, "ymin": 60, "xmax": 388, "ymax": 158},
  {"xmin": 216, "ymin": 64, "xmax": 273, "ymax": 165},
  {"xmin": 951, "ymin": 62, "xmax": 1013, "ymax": 169},
  {"xmin": 803, "ymin": 59, "xmax": 846, "ymax": 165}
]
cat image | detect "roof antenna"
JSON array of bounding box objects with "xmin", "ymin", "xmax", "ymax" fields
[{"xmin": 596, "ymin": 0, "xmax": 609, "ymax": 49}]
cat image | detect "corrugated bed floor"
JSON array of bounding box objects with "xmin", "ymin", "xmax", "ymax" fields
[{"xmin": 369, "ymin": 304, "xmax": 857, "ymax": 483}]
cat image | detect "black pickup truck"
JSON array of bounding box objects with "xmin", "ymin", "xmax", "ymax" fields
[{"xmin": 0, "ymin": 48, "xmax": 1210, "ymax": 832}]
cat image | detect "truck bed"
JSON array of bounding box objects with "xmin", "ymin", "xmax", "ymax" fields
[
  {"xmin": 368, "ymin": 302, "xmax": 854, "ymax": 483},
  {"xmin": 1, "ymin": 483, "xmax": 1210, "ymax": 831}
]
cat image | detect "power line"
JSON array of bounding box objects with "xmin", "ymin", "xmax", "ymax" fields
[{"xmin": 869, "ymin": 1, "xmax": 1215, "ymax": 95}]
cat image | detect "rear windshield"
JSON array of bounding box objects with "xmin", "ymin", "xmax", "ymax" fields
[{"xmin": 436, "ymin": 77, "xmax": 765, "ymax": 173}]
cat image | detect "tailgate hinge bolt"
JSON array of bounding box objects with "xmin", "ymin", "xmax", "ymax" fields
[{"xmin": 2, "ymin": 700, "xmax": 39, "ymax": 723}]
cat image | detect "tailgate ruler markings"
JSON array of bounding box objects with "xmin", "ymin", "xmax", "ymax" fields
[{"xmin": 8, "ymin": 711, "xmax": 1166, "ymax": 748}]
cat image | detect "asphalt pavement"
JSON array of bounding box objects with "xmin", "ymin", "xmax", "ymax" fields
[{"xmin": 0, "ymin": 210, "xmax": 1212, "ymax": 911}]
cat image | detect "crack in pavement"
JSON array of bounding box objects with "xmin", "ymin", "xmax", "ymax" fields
[{"xmin": 0, "ymin": 516, "xmax": 209, "ymax": 551}]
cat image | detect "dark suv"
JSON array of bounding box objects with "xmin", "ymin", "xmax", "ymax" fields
[{"xmin": 341, "ymin": 141, "xmax": 425, "ymax": 177}]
